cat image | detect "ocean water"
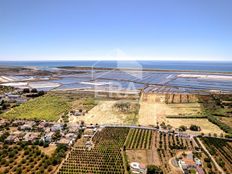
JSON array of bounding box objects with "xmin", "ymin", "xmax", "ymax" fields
[{"xmin": 0, "ymin": 60, "xmax": 232, "ymax": 72}]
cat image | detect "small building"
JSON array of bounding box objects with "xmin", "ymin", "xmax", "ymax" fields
[
  {"xmin": 194, "ymin": 158, "xmax": 202, "ymax": 166},
  {"xmin": 12, "ymin": 120, "xmax": 25, "ymax": 126},
  {"xmin": 44, "ymin": 132, "xmax": 55, "ymax": 142},
  {"xmin": 65, "ymin": 133, "xmax": 77, "ymax": 140},
  {"xmin": 130, "ymin": 162, "xmax": 147, "ymax": 174},
  {"xmin": 19, "ymin": 121, "xmax": 36, "ymax": 131},
  {"xmin": 83, "ymin": 129, "xmax": 95, "ymax": 138},
  {"xmin": 67, "ymin": 124, "xmax": 79, "ymax": 133},
  {"xmin": 23, "ymin": 132, "xmax": 40, "ymax": 142},
  {"xmin": 37, "ymin": 121, "xmax": 50, "ymax": 131},
  {"xmin": 44, "ymin": 127, "xmax": 51, "ymax": 133},
  {"xmin": 38, "ymin": 121, "xmax": 49, "ymax": 127},
  {"xmin": 5, "ymin": 131, "xmax": 24, "ymax": 143},
  {"xmin": 57, "ymin": 138, "xmax": 71, "ymax": 146},
  {"xmin": 86, "ymin": 125, "xmax": 96, "ymax": 129},
  {"xmin": 20, "ymin": 124, "xmax": 32, "ymax": 131},
  {"xmin": 0, "ymin": 119, "xmax": 10, "ymax": 127},
  {"xmin": 5, "ymin": 135, "xmax": 20, "ymax": 143},
  {"xmin": 69, "ymin": 109, "xmax": 87, "ymax": 116},
  {"xmin": 179, "ymin": 158, "xmax": 195, "ymax": 170},
  {"xmin": 51, "ymin": 124, "xmax": 63, "ymax": 132},
  {"xmin": 85, "ymin": 141, "xmax": 94, "ymax": 150},
  {"xmin": 68, "ymin": 126, "xmax": 79, "ymax": 133}
]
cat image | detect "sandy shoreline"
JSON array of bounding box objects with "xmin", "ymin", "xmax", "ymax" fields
[{"xmin": 57, "ymin": 66, "xmax": 232, "ymax": 74}]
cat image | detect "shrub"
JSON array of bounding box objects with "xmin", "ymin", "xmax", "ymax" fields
[
  {"xmin": 179, "ymin": 125, "xmax": 187, "ymax": 132},
  {"xmin": 190, "ymin": 125, "xmax": 201, "ymax": 131},
  {"xmin": 207, "ymin": 162, "xmax": 212, "ymax": 169},
  {"xmin": 204, "ymin": 158, "xmax": 211, "ymax": 163},
  {"xmin": 147, "ymin": 165, "xmax": 163, "ymax": 174}
]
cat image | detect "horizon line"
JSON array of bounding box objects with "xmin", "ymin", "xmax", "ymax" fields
[{"xmin": 0, "ymin": 59, "xmax": 232, "ymax": 62}]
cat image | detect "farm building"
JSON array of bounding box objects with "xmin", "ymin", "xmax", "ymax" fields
[{"xmin": 130, "ymin": 162, "xmax": 147, "ymax": 174}]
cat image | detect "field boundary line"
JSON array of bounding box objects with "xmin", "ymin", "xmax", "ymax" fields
[{"xmin": 196, "ymin": 137, "xmax": 225, "ymax": 174}]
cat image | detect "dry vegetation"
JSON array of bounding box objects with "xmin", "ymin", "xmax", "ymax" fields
[
  {"xmin": 72, "ymin": 100, "xmax": 139, "ymax": 125},
  {"xmin": 138, "ymin": 93, "xmax": 204, "ymax": 125},
  {"xmin": 220, "ymin": 117, "xmax": 232, "ymax": 128},
  {"xmin": 166, "ymin": 118, "xmax": 224, "ymax": 135}
]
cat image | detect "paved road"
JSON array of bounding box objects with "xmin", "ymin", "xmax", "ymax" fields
[{"xmin": 196, "ymin": 137, "xmax": 225, "ymax": 174}]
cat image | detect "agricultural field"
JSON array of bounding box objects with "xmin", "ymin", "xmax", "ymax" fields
[
  {"xmin": 199, "ymin": 94, "xmax": 232, "ymax": 136},
  {"xmin": 0, "ymin": 143, "xmax": 67, "ymax": 174},
  {"xmin": 152, "ymin": 131, "xmax": 195, "ymax": 173},
  {"xmin": 219, "ymin": 117, "xmax": 232, "ymax": 128},
  {"xmin": 1, "ymin": 91, "xmax": 97, "ymax": 121},
  {"xmin": 201, "ymin": 137, "xmax": 232, "ymax": 173},
  {"xmin": 166, "ymin": 118, "xmax": 224, "ymax": 135},
  {"xmin": 125, "ymin": 129, "xmax": 199, "ymax": 174},
  {"xmin": 72, "ymin": 100, "xmax": 139, "ymax": 125},
  {"xmin": 58, "ymin": 127, "xmax": 129, "ymax": 174},
  {"xmin": 124, "ymin": 128, "xmax": 152, "ymax": 149},
  {"xmin": 124, "ymin": 128, "xmax": 154, "ymax": 168},
  {"xmin": 1, "ymin": 94, "xmax": 70, "ymax": 121},
  {"xmin": 139, "ymin": 93, "xmax": 203, "ymax": 125}
]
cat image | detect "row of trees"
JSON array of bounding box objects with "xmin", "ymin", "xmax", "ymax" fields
[
  {"xmin": 22, "ymin": 88, "xmax": 45, "ymax": 97},
  {"xmin": 207, "ymin": 115, "xmax": 232, "ymax": 137},
  {"xmin": 179, "ymin": 124, "xmax": 201, "ymax": 132}
]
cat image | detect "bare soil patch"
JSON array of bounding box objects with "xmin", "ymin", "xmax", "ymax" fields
[{"xmin": 72, "ymin": 100, "xmax": 139, "ymax": 125}]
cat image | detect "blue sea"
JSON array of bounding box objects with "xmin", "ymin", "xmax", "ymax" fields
[{"xmin": 0, "ymin": 60, "xmax": 232, "ymax": 72}]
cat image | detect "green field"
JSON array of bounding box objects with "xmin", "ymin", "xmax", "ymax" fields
[{"xmin": 1, "ymin": 94, "xmax": 71, "ymax": 121}]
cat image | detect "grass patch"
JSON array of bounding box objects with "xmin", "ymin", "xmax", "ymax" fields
[
  {"xmin": 1, "ymin": 94, "xmax": 70, "ymax": 121},
  {"xmin": 166, "ymin": 115, "xmax": 207, "ymax": 119},
  {"xmin": 123, "ymin": 114, "xmax": 139, "ymax": 125},
  {"xmin": 72, "ymin": 97, "xmax": 97, "ymax": 111},
  {"xmin": 199, "ymin": 94, "xmax": 232, "ymax": 136}
]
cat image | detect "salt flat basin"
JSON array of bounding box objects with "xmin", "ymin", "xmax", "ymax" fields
[
  {"xmin": 178, "ymin": 74, "xmax": 232, "ymax": 80},
  {"xmin": 28, "ymin": 81, "xmax": 61, "ymax": 89},
  {"xmin": 80, "ymin": 81, "xmax": 112, "ymax": 86},
  {"xmin": 0, "ymin": 76, "xmax": 17, "ymax": 83},
  {"xmin": 1, "ymin": 82, "xmax": 28, "ymax": 87}
]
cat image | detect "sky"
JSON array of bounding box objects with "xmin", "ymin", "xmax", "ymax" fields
[{"xmin": 0, "ymin": 0, "xmax": 232, "ymax": 61}]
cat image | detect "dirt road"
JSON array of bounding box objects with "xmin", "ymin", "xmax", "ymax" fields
[{"xmin": 196, "ymin": 138, "xmax": 225, "ymax": 174}]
